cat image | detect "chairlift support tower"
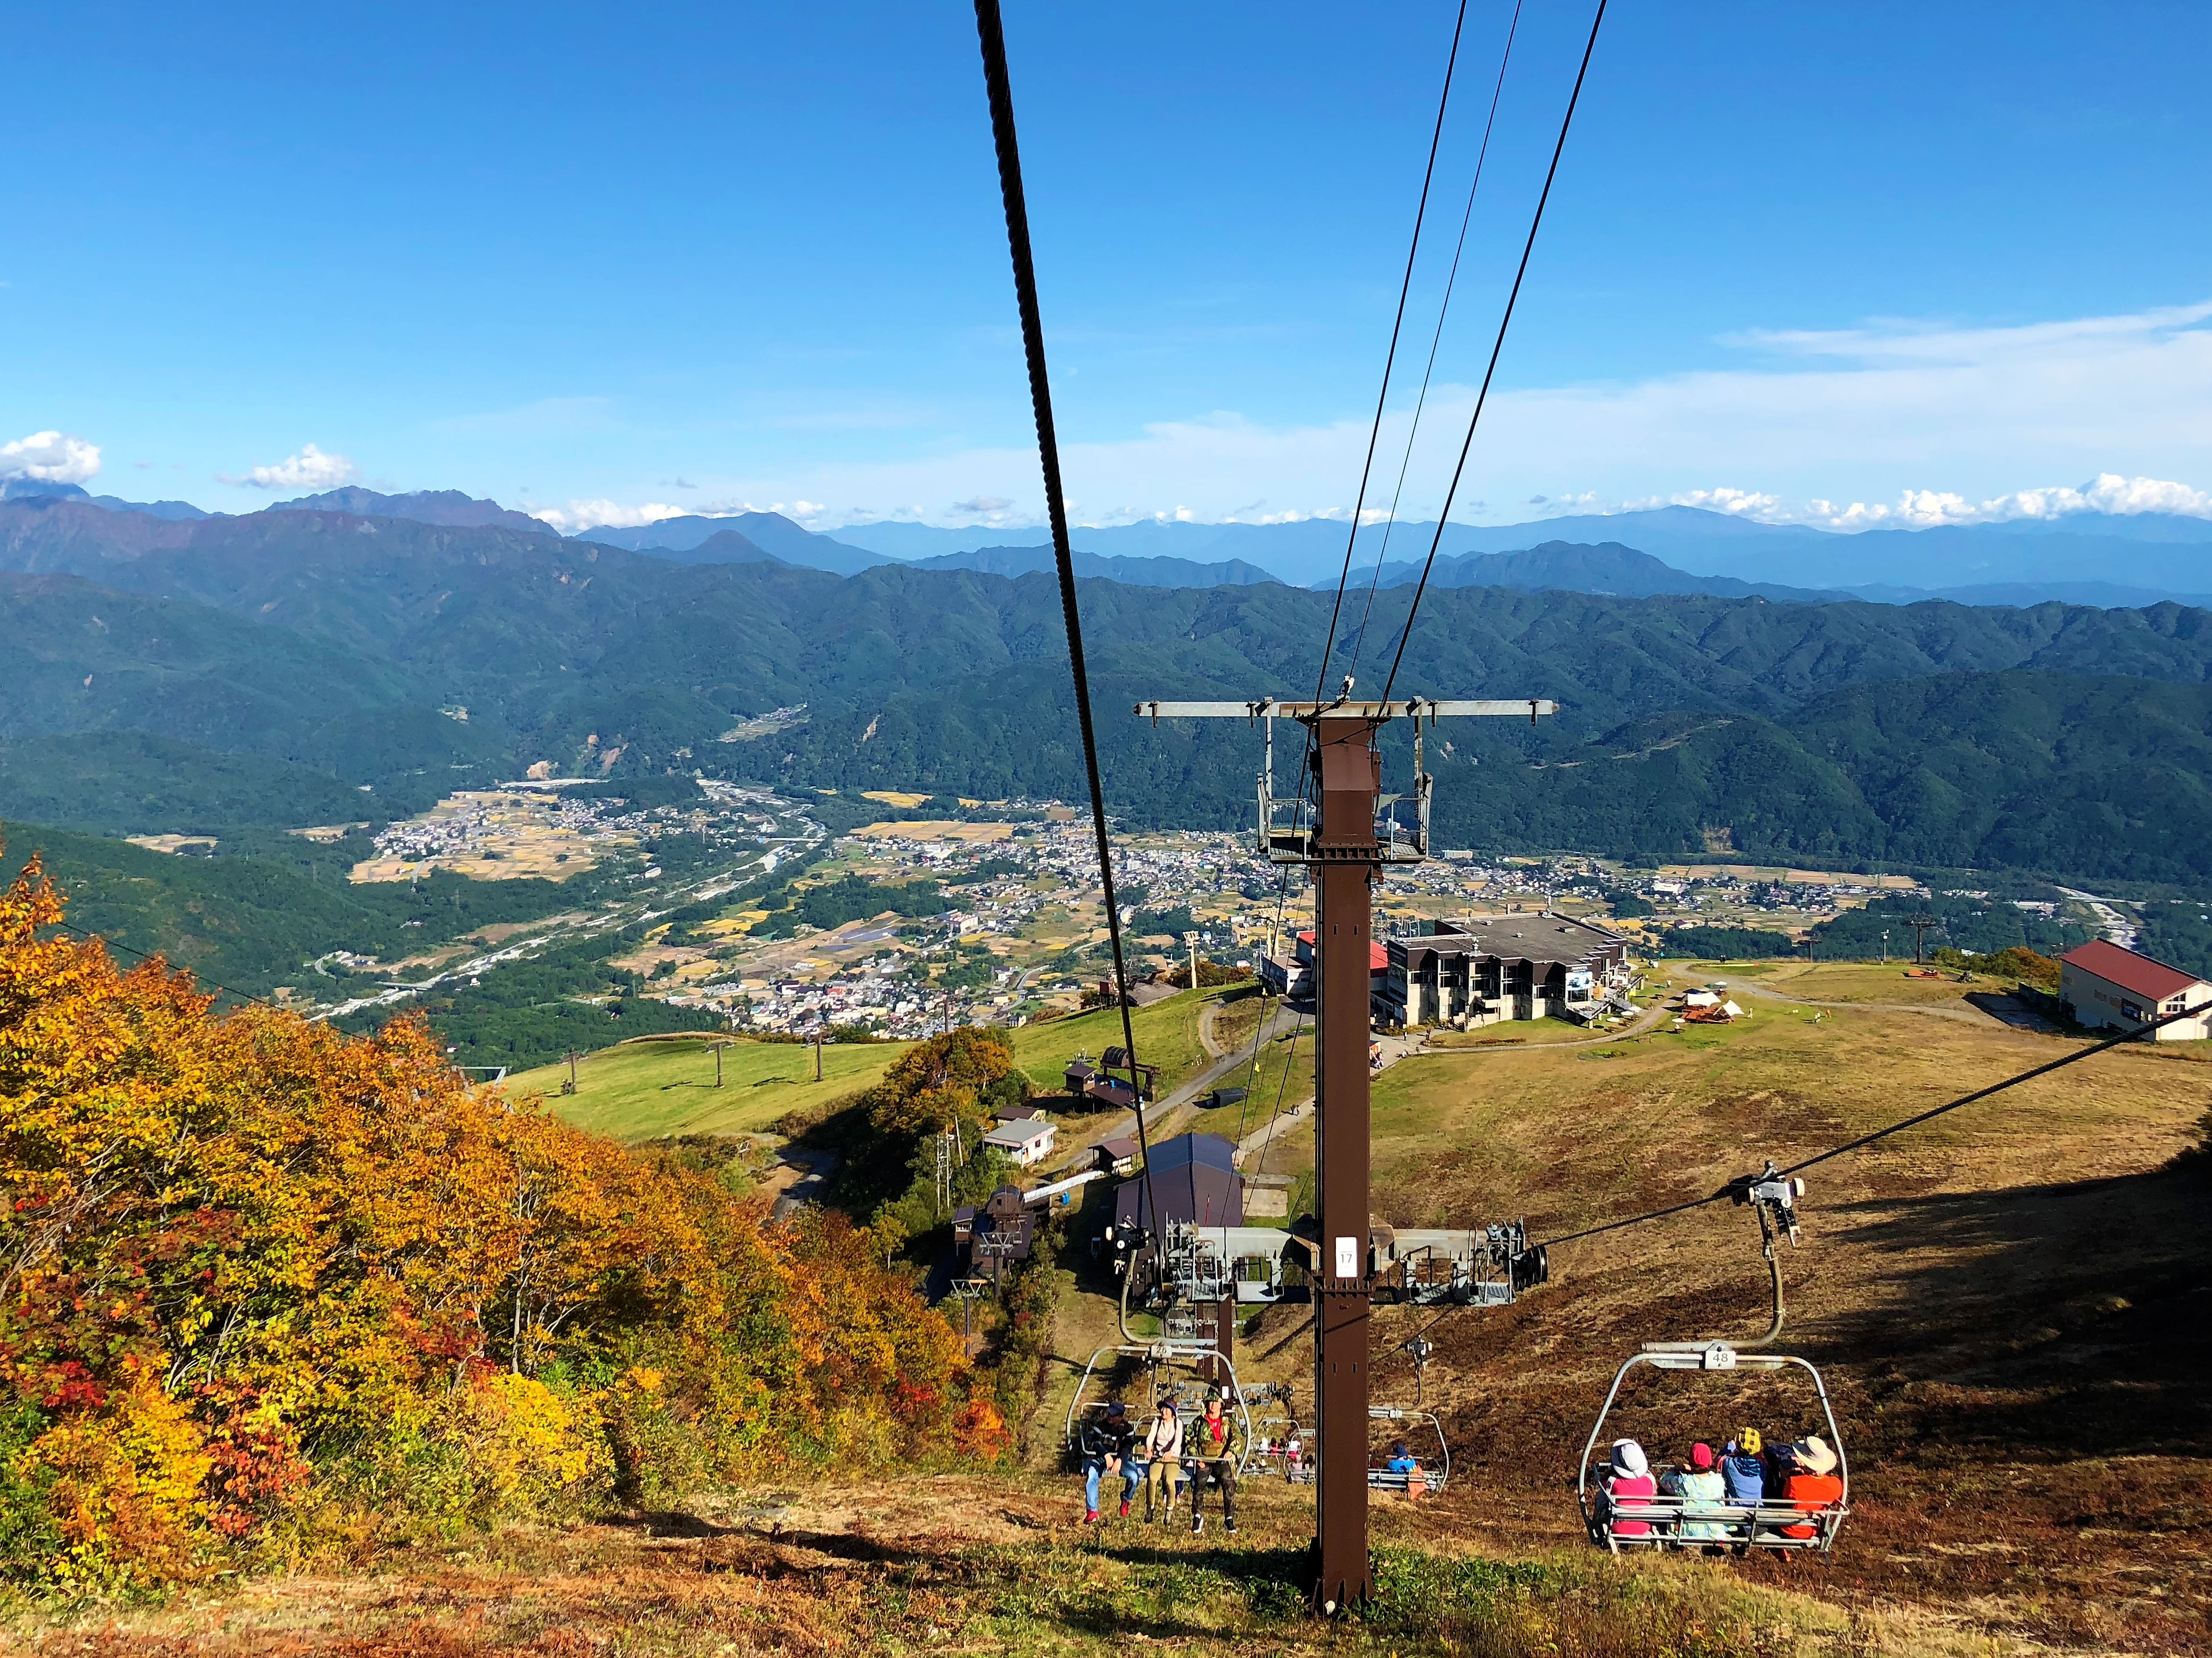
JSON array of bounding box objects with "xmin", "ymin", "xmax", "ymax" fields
[{"xmin": 1133, "ymin": 694, "xmax": 1555, "ymax": 1611}]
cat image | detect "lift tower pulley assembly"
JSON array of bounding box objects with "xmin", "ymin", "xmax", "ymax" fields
[{"xmin": 1135, "ymin": 693, "xmax": 1554, "ymax": 1612}]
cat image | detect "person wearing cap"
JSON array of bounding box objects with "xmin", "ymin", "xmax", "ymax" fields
[
  {"xmin": 1077, "ymin": 1401, "xmax": 1139, "ymax": 1523},
  {"xmin": 1186, "ymin": 1390, "xmax": 1243, "ymax": 1535},
  {"xmin": 1660, "ymin": 1442, "xmax": 1729, "ymax": 1545},
  {"xmin": 1779, "ymin": 1434, "xmax": 1842, "ymax": 1540},
  {"xmin": 1600, "ymin": 1438, "xmax": 1657, "ymax": 1539}
]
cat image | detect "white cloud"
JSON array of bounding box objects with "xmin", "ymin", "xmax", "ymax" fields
[
  {"xmin": 220, "ymin": 443, "xmax": 357, "ymax": 491},
  {"xmin": 0, "ymin": 430, "xmax": 101, "ymax": 484},
  {"xmin": 1616, "ymin": 472, "xmax": 2212, "ymax": 531},
  {"xmin": 733, "ymin": 297, "xmax": 2212, "ymax": 532},
  {"xmin": 526, "ymin": 498, "xmax": 690, "ymax": 533},
  {"xmin": 951, "ymin": 495, "xmax": 1012, "ymax": 513}
]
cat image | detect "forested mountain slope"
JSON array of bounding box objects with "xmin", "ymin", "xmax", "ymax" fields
[{"xmin": 4, "ymin": 498, "xmax": 2211, "ymax": 881}]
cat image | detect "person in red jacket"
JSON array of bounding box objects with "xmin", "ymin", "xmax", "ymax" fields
[
  {"xmin": 1779, "ymin": 1434, "xmax": 1843, "ymax": 1539},
  {"xmin": 1600, "ymin": 1438, "xmax": 1657, "ymax": 1538}
]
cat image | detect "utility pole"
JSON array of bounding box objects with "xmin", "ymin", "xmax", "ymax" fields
[
  {"xmin": 1133, "ymin": 695, "xmax": 1553, "ymax": 1614},
  {"xmin": 813, "ymin": 1031, "xmax": 824, "ymax": 1082},
  {"xmin": 1907, "ymin": 912, "xmax": 1937, "ymax": 964},
  {"xmin": 1189, "ymin": 929, "xmax": 1200, "ymax": 990},
  {"xmin": 562, "ymin": 1049, "xmax": 579, "ymax": 1096},
  {"xmin": 713, "ymin": 1042, "xmax": 724, "ymax": 1088}
]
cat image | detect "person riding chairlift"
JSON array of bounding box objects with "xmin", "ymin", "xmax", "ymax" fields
[
  {"xmin": 1720, "ymin": 1427, "xmax": 1767, "ymax": 1508},
  {"xmin": 1600, "ymin": 1438, "xmax": 1657, "ymax": 1538},
  {"xmin": 1777, "ymin": 1434, "xmax": 1842, "ymax": 1539},
  {"xmin": 1077, "ymin": 1401, "xmax": 1139, "ymax": 1524},
  {"xmin": 1186, "ymin": 1390, "xmax": 1242, "ymax": 1536},
  {"xmin": 1659, "ymin": 1442, "xmax": 1729, "ymax": 1545},
  {"xmin": 1139, "ymin": 1398, "xmax": 1183, "ymax": 1524}
]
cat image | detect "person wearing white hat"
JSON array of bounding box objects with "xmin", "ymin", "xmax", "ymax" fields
[
  {"xmin": 1779, "ymin": 1434, "xmax": 1842, "ymax": 1539},
  {"xmin": 1601, "ymin": 1438, "xmax": 1657, "ymax": 1539}
]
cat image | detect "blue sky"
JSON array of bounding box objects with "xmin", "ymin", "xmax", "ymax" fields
[{"xmin": 4, "ymin": 1, "xmax": 2209, "ymax": 533}]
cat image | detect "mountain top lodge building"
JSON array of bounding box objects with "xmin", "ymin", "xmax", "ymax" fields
[{"xmin": 1378, "ymin": 913, "xmax": 1632, "ymax": 1030}]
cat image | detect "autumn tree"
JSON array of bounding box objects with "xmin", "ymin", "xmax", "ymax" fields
[
  {"xmin": 863, "ymin": 1027, "xmax": 1014, "ymax": 1141},
  {"xmin": 0, "ymin": 848, "xmax": 999, "ymax": 1587}
]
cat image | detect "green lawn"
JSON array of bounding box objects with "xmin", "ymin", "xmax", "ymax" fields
[
  {"xmin": 1006, "ymin": 984, "xmax": 1243, "ymax": 1098},
  {"xmin": 512, "ymin": 1035, "xmax": 911, "ymax": 1142}
]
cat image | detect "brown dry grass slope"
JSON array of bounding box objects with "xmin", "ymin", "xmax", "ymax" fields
[{"xmin": 14, "ymin": 974, "xmax": 2209, "ymax": 1656}]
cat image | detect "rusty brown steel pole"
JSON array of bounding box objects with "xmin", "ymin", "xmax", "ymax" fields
[{"xmin": 1311, "ymin": 714, "xmax": 1380, "ymax": 1612}]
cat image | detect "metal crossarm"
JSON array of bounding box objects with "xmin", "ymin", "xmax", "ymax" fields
[{"xmin": 1134, "ymin": 699, "xmax": 1558, "ymax": 722}]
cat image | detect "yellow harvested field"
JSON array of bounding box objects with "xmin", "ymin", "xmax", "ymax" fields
[
  {"xmin": 697, "ymin": 909, "xmax": 771, "ymax": 937},
  {"xmin": 859, "ymin": 790, "xmax": 931, "ymax": 807},
  {"xmin": 1657, "ymin": 862, "xmax": 1920, "ymax": 887},
  {"xmin": 849, "ymin": 820, "xmax": 1013, "ymax": 843},
  {"xmin": 124, "ymin": 834, "xmax": 218, "ymax": 855},
  {"xmin": 348, "ymin": 787, "xmax": 612, "ymax": 883}
]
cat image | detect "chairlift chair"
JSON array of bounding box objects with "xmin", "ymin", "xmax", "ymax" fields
[
  {"xmin": 1575, "ymin": 1164, "xmax": 1848, "ymax": 1554},
  {"xmin": 1063, "ymin": 1340, "xmax": 1258, "ymax": 1477},
  {"xmin": 1367, "ymin": 1404, "xmax": 1452, "ymax": 1493},
  {"xmin": 1575, "ymin": 1340, "xmax": 1849, "ymax": 1554}
]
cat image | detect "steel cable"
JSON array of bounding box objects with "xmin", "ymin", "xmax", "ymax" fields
[
  {"xmin": 1347, "ymin": 0, "xmax": 1527, "ymax": 681},
  {"xmin": 974, "ymin": 0, "xmax": 1163, "ymax": 1232},
  {"xmin": 1310, "ymin": 0, "xmax": 1475, "ymax": 704},
  {"xmin": 1377, "ymin": 0, "xmax": 1610, "ymax": 707}
]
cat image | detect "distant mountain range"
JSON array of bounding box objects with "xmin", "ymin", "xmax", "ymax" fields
[
  {"xmin": 16, "ymin": 473, "xmax": 2212, "ymax": 607},
  {"xmin": 8, "ymin": 493, "xmax": 2212, "ymax": 896},
  {"xmin": 570, "ymin": 510, "xmax": 890, "ymax": 576},
  {"xmin": 2, "ymin": 478, "xmax": 210, "ymax": 520},
  {"xmin": 272, "ymin": 486, "xmax": 551, "ymax": 535}
]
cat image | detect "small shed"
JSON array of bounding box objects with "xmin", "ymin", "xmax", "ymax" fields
[
  {"xmin": 995, "ymin": 1102, "xmax": 1044, "ymax": 1122},
  {"xmin": 1094, "ymin": 1135, "xmax": 1141, "ymax": 1176},
  {"xmin": 984, "ymin": 1116, "xmax": 1059, "ymax": 1167}
]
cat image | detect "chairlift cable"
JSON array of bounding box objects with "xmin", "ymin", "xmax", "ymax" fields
[
  {"xmin": 1392, "ymin": 994, "xmax": 2208, "ymax": 1353},
  {"xmin": 1252, "ymin": 1009, "xmax": 1309, "ymax": 1179},
  {"xmin": 1346, "ymin": 0, "xmax": 1527, "ymax": 682},
  {"xmin": 1377, "ymin": 0, "xmax": 1610, "ymax": 708},
  {"xmin": 973, "ymin": 0, "xmax": 1163, "ymax": 1232},
  {"xmin": 1231, "ymin": 863, "xmax": 1297, "ymax": 1151},
  {"xmin": 1310, "ymin": 0, "xmax": 1475, "ymax": 704},
  {"xmin": 38, "ymin": 923, "xmax": 275, "ymax": 1011},
  {"xmin": 1539, "ymin": 994, "xmax": 2212, "ymax": 1248}
]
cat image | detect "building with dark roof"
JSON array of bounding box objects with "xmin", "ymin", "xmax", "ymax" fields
[
  {"xmin": 1111, "ymin": 1131, "xmax": 1243, "ymax": 1233},
  {"xmin": 2060, "ymin": 939, "xmax": 2212, "ymax": 1040},
  {"xmin": 1379, "ymin": 913, "xmax": 1631, "ymax": 1028}
]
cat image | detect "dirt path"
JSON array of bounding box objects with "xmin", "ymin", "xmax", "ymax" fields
[
  {"xmin": 1097, "ymin": 1000, "xmax": 1301, "ymax": 1148},
  {"xmin": 1724, "ymin": 975, "xmax": 2057, "ymax": 1031}
]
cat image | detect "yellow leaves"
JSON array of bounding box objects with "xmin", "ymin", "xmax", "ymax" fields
[
  {"xmin": 441, "ymin": 1373, "xmax": 608, "ymax": 1508},
  {"xmin": 865, "ymin": 1027, "xmax": 1013, "ymax": 1137},
  {"xmin": 20, "ymin": 1367, "xmax": 214, "ymax": 1588},
  {"xmin": 0, "ymin": 844, "xmax": 992, "ymax": 1582}
]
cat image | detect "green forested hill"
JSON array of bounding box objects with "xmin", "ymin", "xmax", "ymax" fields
[
  {"xmin": 5, "ymin": 498, "xmax": 2212, "ymax": 885},
  {"xmin": 0, "ymin": 822, "xmax": 589, "ymax": 996}
]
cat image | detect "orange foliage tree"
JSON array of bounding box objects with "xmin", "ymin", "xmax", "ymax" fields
[
  {"xmin": 864, "ymin": 1027, "xmax": 1014, "ymax": 1139},
  {"xmin": 0, "ymin": 851, "xmax": 995, "ymax": 1585}
]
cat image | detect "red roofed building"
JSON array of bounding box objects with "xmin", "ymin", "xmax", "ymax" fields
[
  {"xmin": 1257, "ymin": 929, "xmax": 1387, "ymax": 1004},
  {"xmin": 2059, "ymin": 939, "xmax": 2212, "ymax": 1040}
]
